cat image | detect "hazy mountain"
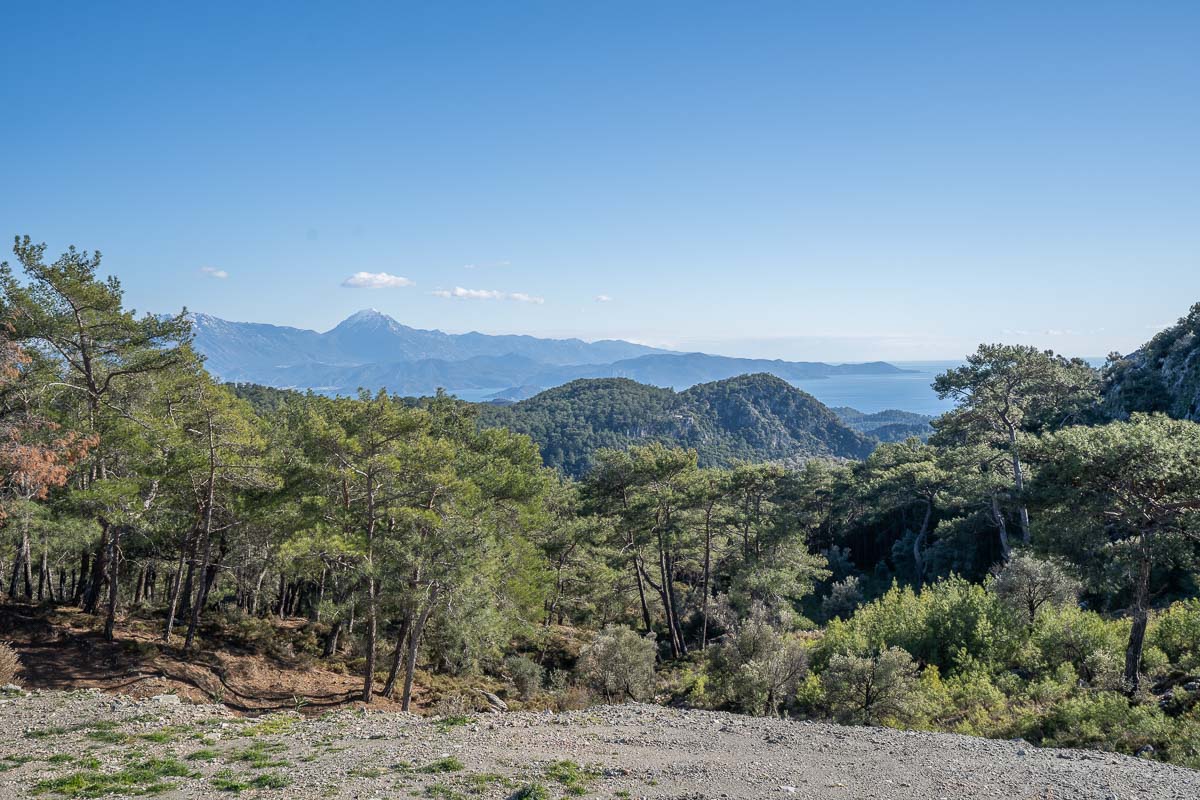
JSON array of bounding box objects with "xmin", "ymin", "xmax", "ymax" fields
[
  {"xmin": 190, "ymin": 309, "xmax": 667, "ymax": 381},
  {"xmin": 191, "ymin": 310, "xmax": 914, "ymax": 398},
  {"xmin": 476, "ymin": 373, "xmax": 876, "ymax": 477}
]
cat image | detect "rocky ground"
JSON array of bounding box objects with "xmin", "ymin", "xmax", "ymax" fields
[{"xmin": 1, "ymin": 690, "xmax": 1197, "ymax": 800}]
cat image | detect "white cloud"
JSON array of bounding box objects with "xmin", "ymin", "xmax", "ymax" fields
[
  {"xmin": 199, "ymin": 266, "xmax": 228, "ymax": 279},
  {"xmin": 342, "ymin": 271, "xmax": 414, "ymax": 289},
  {"xmin": 463, "ymin": 260, "xmax": 510, "ymax": 270},
  {"xmin": 432, "ymin": 286, "xmax": 544, "ymax": 304},
  {"xmin": 594, "ymin": 294, "xmax": 612, "ymax": 303}
]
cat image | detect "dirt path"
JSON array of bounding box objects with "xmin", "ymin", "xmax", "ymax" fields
[{"xmin": 1, "ymin": 689, "xmax": 1196, "ymax": 799}]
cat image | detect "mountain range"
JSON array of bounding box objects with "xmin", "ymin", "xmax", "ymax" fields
[{"xmin": 191, "ymin": 309, "xmax": 912, "ymax": 398}]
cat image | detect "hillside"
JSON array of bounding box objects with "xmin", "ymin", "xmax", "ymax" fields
[
  {"xmin": 477, "ymin": 373, "xmax": 875, "ymax": 476},
  {"xmin": 1105, "ymin": 301, "xmax": 1200, "ymax": 421},
  {"xmin": 2, "ymin": 692, "xmax": 1196, "ymax": 800},
  {"xmin": 831, "ymin": 406, "xmax": 934, "ymax": 441}
]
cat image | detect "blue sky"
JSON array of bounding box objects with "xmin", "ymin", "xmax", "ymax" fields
[{"xmin": 2, "ymin": 1, "xmax": 1197, "ymax": 360}]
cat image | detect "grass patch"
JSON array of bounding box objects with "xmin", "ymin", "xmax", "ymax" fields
[
  {"xmin": 418, "ymin": 756, "xmax": 465, "ymax": 774},
  {"xmin": 424, "ymin": 784, "xmax": 469, "ymax": 800},
  {"xmin": 238, "ymin": 715, "xmax": 297, "ymax": 737},
  {"xmin": 0, "ymin": 754, "xmax": 36, "ymax": 771},
  {"xmin": 510, "ymin": 783, "xmax": 551, "ymax": 800},
  {"xmin": 542, "ymin": 760, "xmax": 597, "ymax": 796},
  {"xmin": 85, "ymin": 730, "xmax": 130, "ymax": 745},
  {"xmin": 210, "ymin": 769, "xmax": 291, "ymax": 792},
  {"xmin": 186, "ymin": 748, "xmax": 219, "ymax": 761},
  {"xmin": 25, "ymin": 726, "xmax": 70, "ymax": 739},
  {"xmin": 463, "ymin": 772, "xmax": 511, "ymax": 792},
  {"xmin": 434, "ymin": 714, "xmax": 473, "ymax": 731},
  {"xmin": 33, "ymin": 756, "xmax": 196, "ymax": 798},
  {"xmin": 229, "ymin": 741, "xmax": 289, "ymax": 769}
]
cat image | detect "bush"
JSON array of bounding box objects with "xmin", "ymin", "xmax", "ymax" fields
[
  {"xmin": 816, "ymin": 577, "xmax": 1016, "ymax": 674},
  {"xmin": 0, "ymin": 642, "xmax": 19, "ymax": 685},
  {"xmin": 822, "ymin": 646, "xmax": 919, "ymax": 725},
  {"xmin": 1027, "ymin": 605, "xmax": 1127, "ymax": 687},
  {"xmin": 505, "ymin": 655, "xmax": 545, "ymax": 701},
  {"xmin": 1149, "ymin": 599, "xmax": 1200, "ymax": 671},
  {"xmin": 575, "ymin": 625, "xmax": 656, "ymax": 702},
  {"xmin": 705, "ymin": 607, "xmax": 808, "ymax": 716},
  {"xmin": 988, "ymin": 553, "xmax": 1080, "ymax": 625},
  {"xmin": 821, "ymin": 577, "xmax": 863, "ymax": 621}
]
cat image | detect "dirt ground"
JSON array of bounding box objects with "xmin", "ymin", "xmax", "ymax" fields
[
  {"xmin": 0, "ymin": 602, "xmax": 415, "ymax": 713},
  {"xmin": 1, "ymin": 690, "xmax": 1198, "ymax": 800}
]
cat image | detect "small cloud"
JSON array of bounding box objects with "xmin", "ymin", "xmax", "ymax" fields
[
  {"xmin": 342, "ymin": 271, "xmax": 415, "ymax": 289},
  {"xmin": 463, "ymin": 260, "xmax": 511, "ymax": 270},
  {"xmin": 1043, "ymin": 329, "xmax": 1078, "ymax": 337},
  {"xmin": 432, "ymin": 287, "xmax": 544, "ymax": 304},
  {"xmin": 199, "ymin": 266, "xmax": 228, "ymax": 279},
  {"xmin": 594, "ymin": 294, "xmax": 612, "ymax": 303}
]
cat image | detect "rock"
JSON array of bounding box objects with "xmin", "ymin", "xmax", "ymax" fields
[
  {"xmin": 150, "ymin": 694, "xmax": 182, "ymax": 706},
  {"xmin": 1136, "ymin": 745, "xmax": 1155, "ymax": 757}
]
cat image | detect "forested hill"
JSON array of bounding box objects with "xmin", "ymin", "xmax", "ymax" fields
[
  {"xmin": 1105, "ymin": 301, "xmax": 1200, "ymax": 421},
  {"xmin": 476, "ymin": 373, "xmax": 875, "ymax": 476}
]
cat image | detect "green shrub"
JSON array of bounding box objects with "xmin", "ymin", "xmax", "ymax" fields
[
  {"xmin": 816, "ymin": 578, "xmax": 1016, "ymax": 675},
  {"xmin": 822, "ymin": 646, "xmax": 920, "ymax": 725},
  {"xmin": 575, "ymin": 625, "xmax": 656, "ymax": 702},
  {"xmin": 1028, "ymin": 605, "xmax": 1127, "ymax": 687},
  {"xmin": 505, "ymin": 655, "xmax": 545, "ymax": 701},
  {"xmin": 1149, "ymin": 599, "xmax": 1200, "ymax": 670},
  {"xmin": 704, "ymin": 608, "xmax": 808, "ymax": 716}
]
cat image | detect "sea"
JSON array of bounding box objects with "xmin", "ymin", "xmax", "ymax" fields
[
  {"xmin": 789, "ymin": 360, "xmax": 961, "ymax": 417},
  {"xmin": 456, "ymin": 358, "xmax": 1108, "ymax": 418}
]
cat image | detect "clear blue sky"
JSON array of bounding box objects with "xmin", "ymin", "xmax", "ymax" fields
[{"xmin": 3, "ymin": 1, "xmax": 1197, "ymax": 360}]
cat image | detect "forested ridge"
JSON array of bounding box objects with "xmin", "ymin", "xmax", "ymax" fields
[
  {"xmin": 475, "ymin": 374, "xmax": 876, "ymax": 476},
  {"xmin": 2, "ymin": 238, "xmax": 1200, "ymax": 769}
]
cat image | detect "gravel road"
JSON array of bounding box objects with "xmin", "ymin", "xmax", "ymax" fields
[{"xmin": 1, "ymin": 689, "xmax": 1196, "ymax": 799}]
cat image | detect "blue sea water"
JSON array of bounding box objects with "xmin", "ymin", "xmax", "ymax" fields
[
  {"xmin": 458, "ymin": 358, "xmax": 1104, "ymax": 417},
  {"xmin": 789, "ymin": 361, "xmax": 962, "ymax": 417}
]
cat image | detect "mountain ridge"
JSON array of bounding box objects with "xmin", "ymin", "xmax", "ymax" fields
[
  {"xmin": 475, "ymin": 372, "xmax": 877, "ymax": 477},
  {"xmin": 191, "ymin": 310, "xmax": 914, "ymax": 398}
]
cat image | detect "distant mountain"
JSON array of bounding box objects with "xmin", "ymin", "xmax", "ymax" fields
[
  {"xmin": 831, "ymin": 407, "xmax": 934, "ymax": 442},
  {"xmin": 191, "ymin": 310, "xmax": 914, "ymax": 398},
  {"xmin": 190, "ymin": 309, "xmax": 667, "ymax": 383},
  {"xmin": 1104, "ymin": 301, "xmax": 1200, "ymax": 422},
  {"xmin": 476, "ymin": 373, "xmax": 876, "ymax": 477}
]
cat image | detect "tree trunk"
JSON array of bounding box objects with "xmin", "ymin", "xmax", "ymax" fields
[
  {"xmin": 361, "ymin": 576, "xmax": 378, "ymax": 703},
  {"xmin": 323, "ymin": 618, "xmax": 343, "ymax": 658},
  {"xmin": 913, "ymin": 499, "xmax": 933, "ymax": 588},
  {"xmin": 163, "ymin": 529, "xmax": 193, "ymax": 642},
  {"xmin": 1008, "ymin": 428, "xmax": 1031, "ymax": 545},
  {"xmin": 400, "ymin": 587, "xmax": 440, "ymax": 712},
  {"xmin": 81, "ymin": 527, "xmax": 108, "ymax": 614},
  {"xmin": 183, "ymin": 526, "xmax": 216, "ymax": 652},
  {"xmin": 103, "ymin": 522, "xmax": 121, "ymax": 642},
  {"xmin": 382, "ymin": 616, "xmax": 412, "ymax": 698},
  {"xmin": 1123, "ymin": 547, "xmax": 1153, "ymax": 693},
  {"xmin": 990, "ymin": 493, "xmax": 1011, "ymax": 563}
]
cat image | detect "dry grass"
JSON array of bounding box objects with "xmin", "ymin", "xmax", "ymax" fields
[{"xmin": 0, "ymin": 641, "xmax": 20, "ymax": 685}]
